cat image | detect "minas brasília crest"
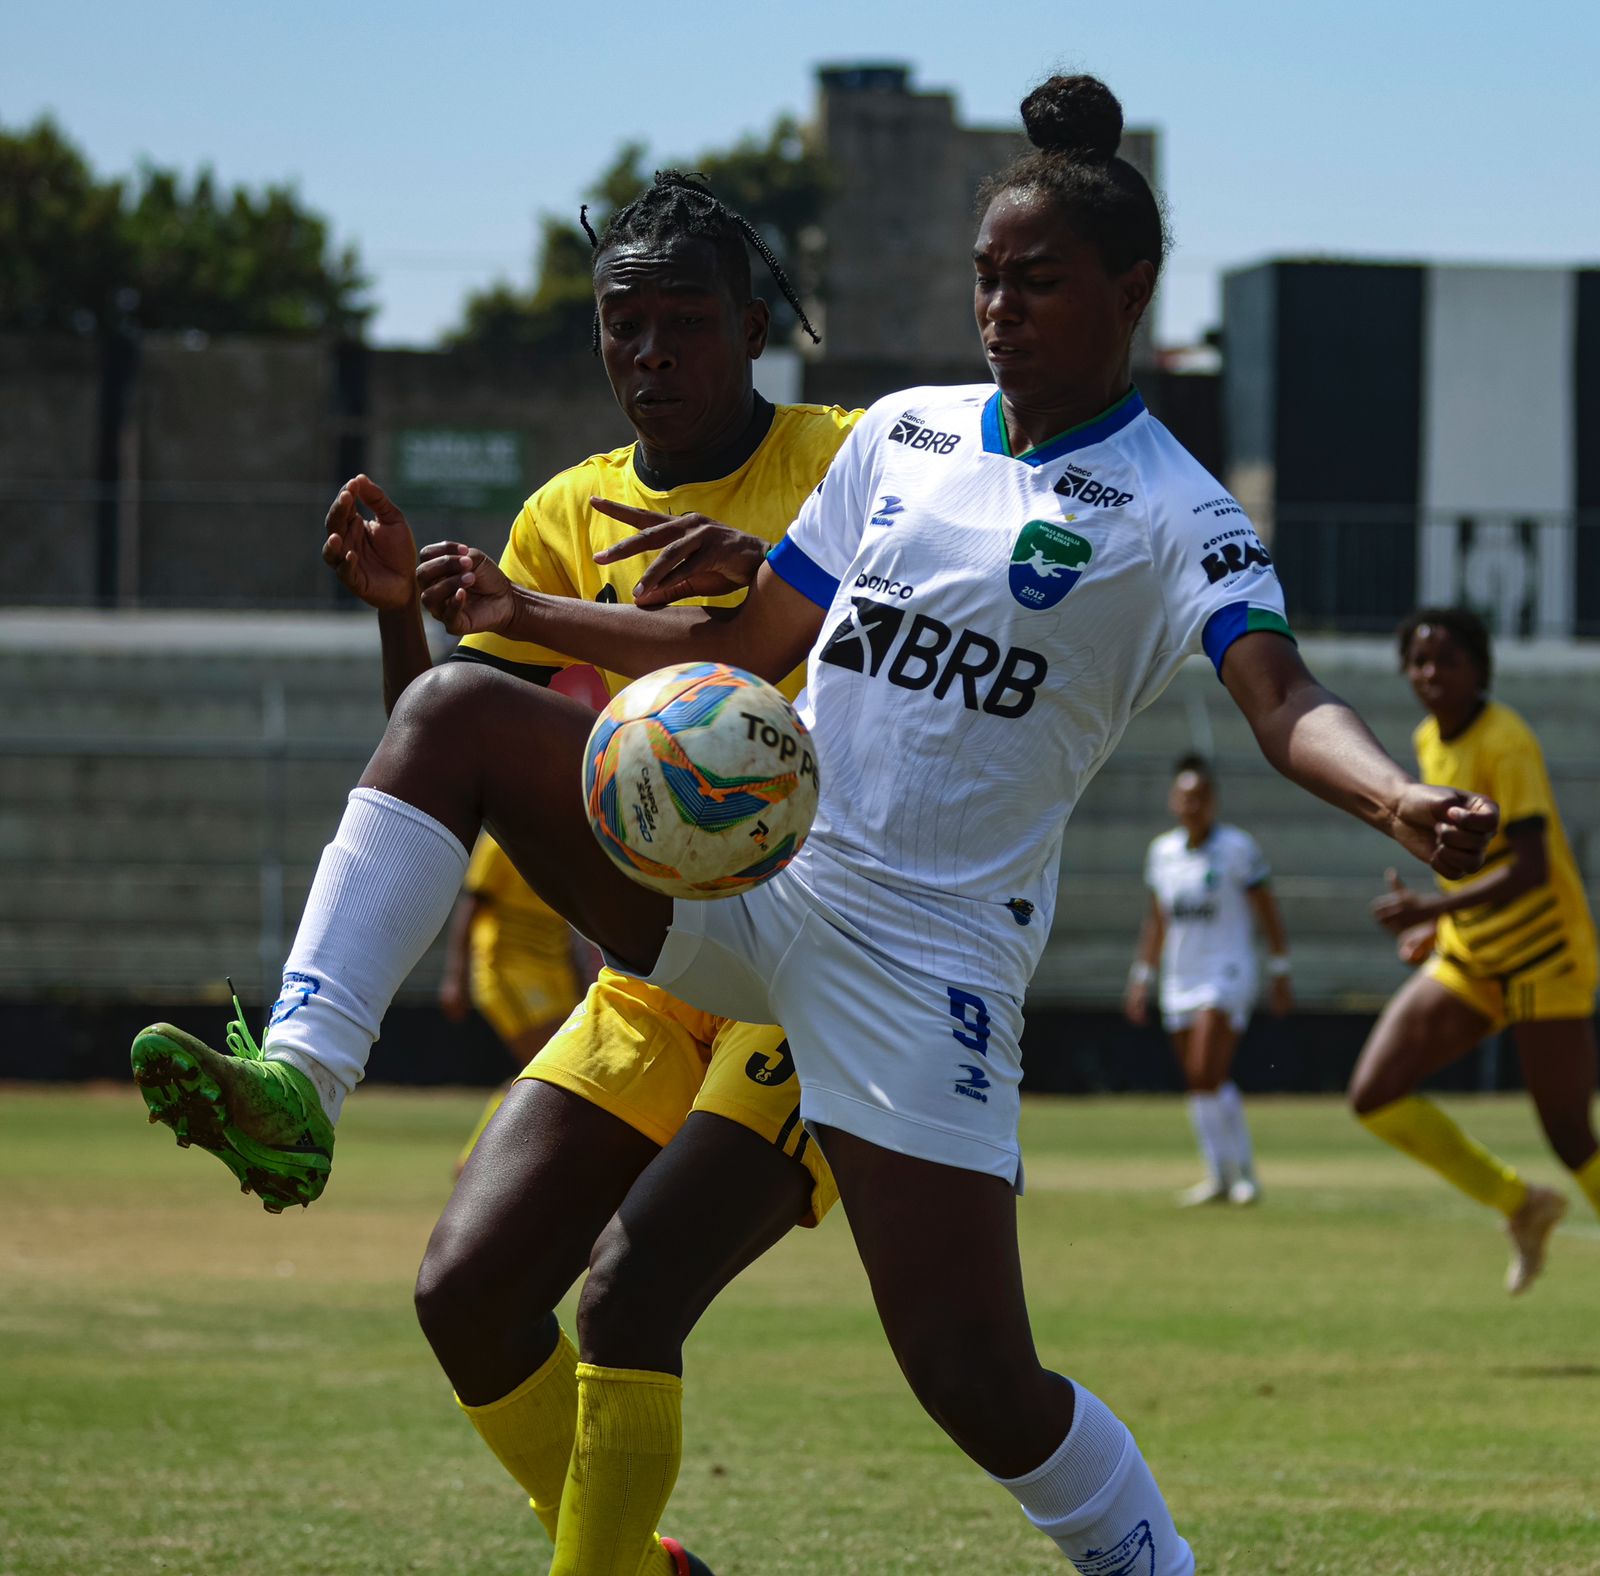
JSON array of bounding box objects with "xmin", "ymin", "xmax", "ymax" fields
[{"xmin": 1008, "ymin": 519, "xmax": 1093, "ymax": 609}]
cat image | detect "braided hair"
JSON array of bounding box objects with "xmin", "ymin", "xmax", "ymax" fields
[
  {"xmin": 978, "ymin": 75, "xmax": 1167, "ymax": 280},
  {"xmin": 583, "ymin": 170, "xmax": 819, "ymax": 354}
]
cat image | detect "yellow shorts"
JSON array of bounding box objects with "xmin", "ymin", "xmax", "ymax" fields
[
  {"xmin": 1427, "ymin": 951, "xmax": 1599, "ymax": 1032},
  {"xmin": 472, "ymin": 948, "xmax": 582, "ymax": 1047},
  {"xmin": 519, "ymin": 969, "xmax": 838, "ymax": 1226}
]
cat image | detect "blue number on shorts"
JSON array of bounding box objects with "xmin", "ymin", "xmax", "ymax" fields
[{"xmin": 946, "ymin": 987, "xmax": 992, "ymax": 1056}]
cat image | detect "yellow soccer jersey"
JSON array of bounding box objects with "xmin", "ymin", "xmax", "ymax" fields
[
  {"xmin": 464, "ymin": 834, "xmax": 573, "ymax": 966},
  {"xmin": 458, "ymin": 401, "xmax": 860, "ymax": 701},
  {"xmin": 1418, "ymin": 702, "xmax": 1598, "ymax": 986}
]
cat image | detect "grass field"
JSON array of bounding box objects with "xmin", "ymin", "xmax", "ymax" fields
[{"xmin": 3, "ymin": 1086, "xmax": 1598, "ymax": 1575}]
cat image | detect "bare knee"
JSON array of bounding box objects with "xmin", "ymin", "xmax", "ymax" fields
[
  {"xmin": 890, "ymin": 1316, "xmax": 1052, "ymax": 1456},
  {"xmin": 577, "ymin": 1220, "xmax": 685, "ymax": 1373},
  {"xmin": 414, "ymin": 1225, "xmax": 494, "ymax": 1361}
]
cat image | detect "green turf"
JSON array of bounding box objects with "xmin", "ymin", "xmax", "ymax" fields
[{"xmin": 3, "ymin": 1087, "xmax": 1597, "ymax": 1574}]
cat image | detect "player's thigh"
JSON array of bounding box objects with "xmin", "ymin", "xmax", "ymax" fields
[
  {"xmin": 1348, "ymin": 970, "xmax": 1492, "ymax": 1114},
  {"xmin": 419, "ymin": 1078, "xmax": 659, "ymax": 1314},
  {"xmin": 693, "ymin": 1018, "xmax": 839, "ymax": 1225},
  {"xmin": 808, "ymin": 1124, "xmax": 1068, "ymax": 1475},
  {"xmin": 580, "ymin": 1109, "xmax": 812, "ymax": 1371},
  {"xmin": 1514, "ymin": 1015, "xmax": 1599, "ymax": 1167},
  {"xmin": 1187, "ymin": 1009, "xmax": 1239, "ymax": 1091},
  {"xmin": 365, "ymin": 661, "xmax": 673, "ymax": 970}
]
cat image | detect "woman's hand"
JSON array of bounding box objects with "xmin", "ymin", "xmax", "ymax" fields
[
  {"xmin": 416, "ymin": 542, "xmax": 518, "ymax": 637},
  {"xmin": 1388, "ymin": 786, "xmax": 1500, "ymax": 881},
  {"xmin": 323, "ymin": 475, "xmax": 418, "ymax": 611},
  {"xmin": 591, "ymin": 500, "xmax": 767, "ymax": 607}
]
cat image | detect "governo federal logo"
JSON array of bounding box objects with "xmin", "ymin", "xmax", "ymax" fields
[{"xmin": 1008, "ymin": 519, "xmax": 1093, "ymax": 610}]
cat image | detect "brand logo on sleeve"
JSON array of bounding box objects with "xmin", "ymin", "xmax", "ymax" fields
[
  {"xmin": 1008, "ymin": 520, "xmax": 1093, "ymax": 609},
  {"xmin": 1199, "ymin": 527, "xmax": 1273, "ymax": 584},
  {"xmin": 870, "ymin": 494, "xmax": 906, "ymax": 528}
]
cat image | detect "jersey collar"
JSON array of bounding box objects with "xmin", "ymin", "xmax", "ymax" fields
[{"xmin": 981, "ymin": 387, "xmax": 1145, "ymax": 466}]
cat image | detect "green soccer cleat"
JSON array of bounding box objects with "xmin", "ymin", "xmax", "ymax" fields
[{"xmin": 130, "ymin": 986, "xmax": 334, "ymax": 1213}]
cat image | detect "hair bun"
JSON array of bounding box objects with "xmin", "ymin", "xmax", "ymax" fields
[{"xmin": 1020, "ymin": 75, "xmax": 1123, "ymax": 164}]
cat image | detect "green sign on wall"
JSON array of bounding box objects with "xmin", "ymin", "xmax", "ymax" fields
[{"xmin": 391, "ymin": 428, "xmax": 526, "ymax": 516}]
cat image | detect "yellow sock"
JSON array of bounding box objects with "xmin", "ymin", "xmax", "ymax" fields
[
  {"xmin": 552, "ymin": 1363, "xmax": 684, "ymax": 1576},
  {"xmin": 457, "ymin": 1327, "xmax": 579, "ymax": 1543},
  {"xmin": 1361, "ymin": 1096, "xmax": 1529, "ymax": 1216},
  {"xmin": 1575, "ymin": 1150, "xmax": 1600, "ymax": 1218}
]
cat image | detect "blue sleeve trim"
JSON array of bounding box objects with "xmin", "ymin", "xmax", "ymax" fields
[
  {"xmin": 767, "ymin": 536, "xmax": 840, "ymax": 610},
  {"xmin": 1201, "ymin": 602, "xmax": 1295, "ymax": 679},
  {"xmin": 1201, "ymin": 604, "xmax": 1249, "ymax": 674}
]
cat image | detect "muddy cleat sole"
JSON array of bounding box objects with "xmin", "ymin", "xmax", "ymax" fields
[
  {"xmin": 1504, "ymin": 1185, "xmax": 1567, "ymax": 1296},
  {"xmin": 661, "ymin": 1537, "xmax": 714, "ymax": 1575},
  {"xmin": 131, "ymin": 1017, "xmax": 334, "ymax": 1213}
]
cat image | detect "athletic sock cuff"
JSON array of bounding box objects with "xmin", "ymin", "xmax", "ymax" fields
[
  {"xmin": 989, "ymin": 1380, "xmax": 1131, "ymax": 1525},
  {"xmin": 575, "ymin": 1363, "xmax": 683, "ymax": 1455},
  {"xmin": 459, "ymin": 1327, "xmax": 578, "ymax": 1416},
  {"xmin": 348, "ymin": 786, "xmax": 470, "ymax": 865}
]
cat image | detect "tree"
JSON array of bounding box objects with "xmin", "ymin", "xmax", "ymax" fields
[
  {"xmin": 0, "ymin": 116, "xmax": 370, "ymax": 337},
  {"xmin": 446, "ymin": 116, "xmax": 830, "ymax": 352}
]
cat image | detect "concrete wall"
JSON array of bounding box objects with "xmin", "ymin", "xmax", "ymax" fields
[{"xmin": 0, "ymin": 334, "xmax": 102, "ymax": 601}]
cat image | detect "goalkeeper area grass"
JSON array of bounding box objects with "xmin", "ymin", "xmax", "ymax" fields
[{"xmin": 3, "ymin": 1086, "xmax": 1597, "ymax": 1574}]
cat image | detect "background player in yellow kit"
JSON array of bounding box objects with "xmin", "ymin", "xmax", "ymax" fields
[
  {"xmin": 1349, "ymin": 607, "xmax": 1600, "ymax": 1294},
  {"xmin": 439, "ymin": 831, "xmax": 599, "ymax": 1172},
  {"xmin": 318, "ymin": 173, "xmax": 857, "ymax": 1574}
]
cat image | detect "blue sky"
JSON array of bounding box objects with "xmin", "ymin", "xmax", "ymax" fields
[{"xmin": 6, "ymin": 0, "xmax": 1596, "ymax": 349}]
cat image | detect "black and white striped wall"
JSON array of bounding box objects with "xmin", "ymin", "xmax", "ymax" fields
[{"xmin": 1222, "ymin": 260, "xmax": 1600, "ymax": 637}]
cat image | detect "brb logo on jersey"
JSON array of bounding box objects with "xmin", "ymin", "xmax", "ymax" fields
[
  {"xmin": 888, "ymin": 412, "xmax": 961, "ymax": 454},
  {"xmin": 1053, "ymin": 464, "xmax": 1134, "ymax": 509},
  {"xmin": 1009, "ymin": 520, "xmax": 1093, "ymax": 609}
]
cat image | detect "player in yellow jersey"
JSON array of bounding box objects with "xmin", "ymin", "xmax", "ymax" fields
[
  {"xmin": 315, "ymin": 174, "xmax": 857, "ymax": 1574},
  {"xmin": 440, "ymin": 831, "xmax": 599, "ymax": 1173},
  {"xmin": 1349, "ymin": 607, "xmax": 1599, "ymax": 1294}
]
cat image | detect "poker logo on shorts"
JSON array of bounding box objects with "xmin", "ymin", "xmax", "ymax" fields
[
  {"xmin": 1078, "ymin": 1520, "xmax": 1155, "ymax": 1576},
  {"xmin": 1008, "ymin": 519, "xmax": 1093, "ymax": 609}
]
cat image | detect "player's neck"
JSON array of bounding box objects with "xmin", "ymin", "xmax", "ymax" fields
[
  {"xmin": 1184, "ymin": 821, "xmax": 1213, "ymax": 851},
  {"xmin": 1000, "ymin": 369, "xmax": 1134, "ymax": 457},
  {"xmin": 1434, "ymin": 695, "xmax": 1488, "ymax": 741},
  {"xmin": 632, "ymin": 393, "xmax": 774, "ymax": 491}
]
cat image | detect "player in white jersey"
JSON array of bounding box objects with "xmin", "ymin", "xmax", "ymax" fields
[
  {"xmin": 1127, "ymin": 756, "xmax": 1293, "ymax": 1206},
  {"xmin": 144, "ymin": 77, "xmax": 1498, "ymax": 1573}
]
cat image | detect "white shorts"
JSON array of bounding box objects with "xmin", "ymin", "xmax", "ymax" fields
[
  {"xmin": 605, "ymin": 871, "xmax": 1026, "ymax": 1185},
  {"xmin": 1161, "ymin": 980, "xmax": 1253, "ymax": 1035}
]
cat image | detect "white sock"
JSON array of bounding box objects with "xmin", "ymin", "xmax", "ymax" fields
[
  {"xmin": 1217, "ymin": 1081, "xmax": 1255, "ymax": 1181},
  {"xmin": 1185, "ymin": 1091, "xmax": 1232, "ymax": 1185},
  {"xmin": 991, "ymin": 1381, "xmax": 1194, "ymax": 1574},
  {"xmin": 262, "ymin": 788, "xmax": 468, "ymax": 1123}
]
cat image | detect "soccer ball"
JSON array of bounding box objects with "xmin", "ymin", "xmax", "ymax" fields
[{"xmin": 582, "ymin": 661, "xmax": 820, "ymax": 900}]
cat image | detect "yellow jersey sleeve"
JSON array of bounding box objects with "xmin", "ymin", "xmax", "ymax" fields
[
  {"xmin": 461, "ymin": 405, "xmax": 861, "ymax": 700},
  {"xmin": 1481, "ymin": 708, "xmax": 1554, "ymax": 828}
]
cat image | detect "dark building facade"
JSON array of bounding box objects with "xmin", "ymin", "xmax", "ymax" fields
[{"xmin": 1224, "ymin": 259, "xmax": 1600, "ymax": 636}]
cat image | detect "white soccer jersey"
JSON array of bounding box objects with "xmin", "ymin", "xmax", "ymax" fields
[
  {"xmin": 1145, "ymin": 823, "xmax": 1271, "ymax": 1004},
  {"xmin": 766, "ymin": 384, "xmax": 1290, "ymax": 995}
]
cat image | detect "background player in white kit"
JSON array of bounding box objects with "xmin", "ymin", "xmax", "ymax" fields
[{"xmin": 1126, "ymin": 755, "xmax": 1292, "ymax": 1205}]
